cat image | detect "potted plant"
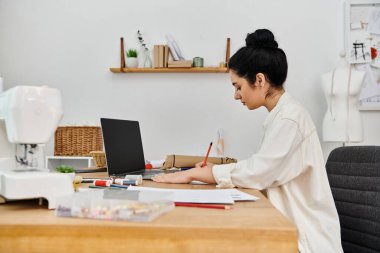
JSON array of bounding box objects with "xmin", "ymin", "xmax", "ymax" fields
[
  {"xmin": 125, "ymin": 49, "xmax": 138, "ymax": 68},
  {"xmin": 55, "ymin": 164, "xmax": 75, "ymax": 181}
]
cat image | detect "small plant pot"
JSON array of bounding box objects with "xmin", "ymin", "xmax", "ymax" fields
[
  {"xmin": 126, "ymin": 57, "xmax": 138, "ymax": 68},
  {"xmin": 65, "ymin": 172, "xmax": 76, "ymax": 181},
  {"xmin": 55, "ymin": 172, "xmax": 75, "ymax": 181}
]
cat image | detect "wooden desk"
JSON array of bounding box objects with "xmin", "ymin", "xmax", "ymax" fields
[{"xmin": 0, "ymin": 173, "xmax": 297, "ymax": 253}]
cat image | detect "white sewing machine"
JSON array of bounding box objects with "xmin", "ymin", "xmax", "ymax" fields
[{"xmin": 0, "ymin": 86, "xmax": 74, "ymax": 209}]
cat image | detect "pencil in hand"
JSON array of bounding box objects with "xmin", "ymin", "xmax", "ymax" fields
[{"xmin": 201, "ymin": 142, "xmax": 213, "ymax": 167}]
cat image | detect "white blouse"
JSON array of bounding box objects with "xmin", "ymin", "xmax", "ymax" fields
[{"xmin": 212, "ymin": 93, "xmax": 343, "ymax": 253}]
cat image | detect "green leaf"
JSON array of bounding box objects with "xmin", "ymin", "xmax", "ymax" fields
[
  {"xmin": 56, "ymin": 165, "xmax": 75, "ymax": 173},
  {"xmin": 126, "ymin": 49, "xmax": 138, "ymax": 57}
]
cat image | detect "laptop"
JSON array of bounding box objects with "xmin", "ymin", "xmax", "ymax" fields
[{"xmin": 100, "ymin": 118, "xmax": 169, "ymax": 180}]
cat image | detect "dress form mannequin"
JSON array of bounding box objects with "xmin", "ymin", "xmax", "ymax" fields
[{"xmin": 321, "ymin": 54, "xmax": 365, "ymax": 143}]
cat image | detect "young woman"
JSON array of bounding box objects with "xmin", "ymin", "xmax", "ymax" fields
[{"xmin": 152, "ymin": 29, "xmax": 343, "ymax": 253}]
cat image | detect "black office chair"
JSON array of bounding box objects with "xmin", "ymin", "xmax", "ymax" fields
[{"xmin": 326, "ymin": 146, "xmax": 380, "ymax": 253}]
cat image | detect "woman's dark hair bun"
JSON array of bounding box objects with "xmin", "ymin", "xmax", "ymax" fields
[
  {"xmin": 245, "ymin": 29, "xmax": 278, "ymax": 49},
  {"xmin": 229, "ymin": 28, "xmax": 287, "ymax": 88}
]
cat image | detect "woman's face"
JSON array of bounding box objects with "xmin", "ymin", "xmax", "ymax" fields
[{"xmin": 230, "ymin": 71, "xmax": 266, "ymax": 110}]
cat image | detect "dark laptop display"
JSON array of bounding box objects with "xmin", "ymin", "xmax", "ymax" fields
[{"xmin": 101, "ymin": 118, "xmax": 147, "ymax": 177}]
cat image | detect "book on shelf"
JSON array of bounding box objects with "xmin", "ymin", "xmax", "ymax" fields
[
  {"xmin": 167, "ymin": 60, "xmax": 193, "ymax": 68},
  {"xmin": 153, "ymin": 45, "xmax": 160, "ymax": 68},
  {"xmin": 164, "ymin": 45, "xmax": 169, "ymax": 68},
  {"xmin": 158, "ymin": 45, "xmax": 164, "ymax": 68},
  {"xmin": 153, "ymin": 45, "xmax": 170, "ymax": 68},
  {"xmin": 166, "ymin": 34, "xmax": 185, "ymax": 60},
  {"xmin": 153, "ymin": 42, "xmax": 194, "ymax": 68}
]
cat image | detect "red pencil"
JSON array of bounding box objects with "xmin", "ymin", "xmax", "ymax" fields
[
  {"xmin": 175, "ymin": 202, "xmax": 232, "ymax": 210},
  {"xmin": 201, "ymin": 142, "xmax": 213, "ymax": 167}
]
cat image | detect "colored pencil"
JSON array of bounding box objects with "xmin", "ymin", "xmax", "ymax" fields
[
  {"xmin": 110, "ymin": 184, "xmax": 129, "ymax": 189},
  {"xmin": 174, "ymin": 202, "xmax": 231, "ymax": 210},
  {"xmin": 201, "ymin": 142, "xmax": 213, "ymax": 167},
  {"xmin": 89, "ymin": 185, "xmax": 106, "ymax": 189},
  {"xmin": 88, "ymin": 185, "xmax": 129, "ymax": 189}
]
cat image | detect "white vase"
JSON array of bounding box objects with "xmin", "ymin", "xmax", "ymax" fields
[
  {"xmin": 126, "ymin": 57, "xmax": 138, "ymax": 68},
  {"xmin": 137, "ymin": 48, "xmax": 146, "ymax": 68},
  {"xmin": 143, "ymin": 50, "xmax": 152, "ymax": 68}
]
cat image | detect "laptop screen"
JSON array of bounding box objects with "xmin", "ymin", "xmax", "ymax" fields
[{"xmin": 100, "ymin": 118, "xmax": 146, "ymax": 176}]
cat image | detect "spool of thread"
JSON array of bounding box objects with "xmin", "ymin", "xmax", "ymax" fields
[
  {"xmin": 93, "ymin": 180, "xmax": 111, "ymax": 187},
  {"xmin": 73, "ymin": 176, "xmax": 83, "ymax": 184},
  {"xmin": 145, "ymin": 159, "xmax": 165, "ymax": 169},
  {"xmin": 114, "ymin": 179, "xmax": 138, "ymax": 186},
  {"xmin": 192, "ymin": 57, "xmax": 204, "ymax": 68},
  {"xmin": 124, "ymin": 175, "xmax": 143, "ymax": 184}
]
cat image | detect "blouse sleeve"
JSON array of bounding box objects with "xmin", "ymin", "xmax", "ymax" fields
[{"xmin": 212, "ymin": 118, "xmax": 306, "ymax": 190}]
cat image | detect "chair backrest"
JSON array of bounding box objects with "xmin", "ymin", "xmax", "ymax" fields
[{"xmin": 326, "ymin": 146, "xmax": 380, "ymax": 253}]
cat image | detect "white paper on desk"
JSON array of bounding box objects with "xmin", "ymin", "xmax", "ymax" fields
[
  {"xmin": 227, "ymin": 189, "xmax": 259, "ymax": 201},
  {"xmin": 190, "ymin": 180, "xmax": 209, "ymax": 185},
  {"xmin": 128, "ymin": 186, "xmax": 234, "ymax": 204},
  {"xmin": 177, "ymin": 187, "xmax": 259, "ymax": 201}
]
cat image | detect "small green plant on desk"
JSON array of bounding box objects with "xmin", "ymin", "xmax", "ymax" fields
[{"xmin": 55, "ymin": 165, "xmax": 75, "ymax": 173}]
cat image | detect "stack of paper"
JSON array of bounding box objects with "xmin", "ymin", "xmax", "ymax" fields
[{"xmin": 127, "ymin": 186, "xmax": 259, "ymax": 204}]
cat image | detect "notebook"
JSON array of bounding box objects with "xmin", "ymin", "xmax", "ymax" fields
[{"xmin": 100, "ymin": 118, "xmax": 171, "ymax": 180}]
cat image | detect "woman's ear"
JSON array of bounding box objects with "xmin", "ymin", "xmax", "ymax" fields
[{"xmin": 256, "ymin": 73, "xmax": 266, "ymax": 87}]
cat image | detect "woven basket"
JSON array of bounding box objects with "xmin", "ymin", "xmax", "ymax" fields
[
  {"xmin": 54, "ymin": 126, "xmax": 103, "ymax": 156},
  {"xmin": 90, "ymin": 151, "xmax": 107, "ymax": 168}
]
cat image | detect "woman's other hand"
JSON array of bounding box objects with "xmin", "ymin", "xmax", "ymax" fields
[
  {"xmin": 152, "ymin": 170, "xmax": 193, "ymax": 184},
  {"xmin": 152, "ymin": 163, "xmax": 216, "ymax": 184}
]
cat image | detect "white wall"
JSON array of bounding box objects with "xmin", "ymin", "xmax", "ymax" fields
[{"xmin": 0, "ymin": 0, "xmax": 379, "ymax": 162}]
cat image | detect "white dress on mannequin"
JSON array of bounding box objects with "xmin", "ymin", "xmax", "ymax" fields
[{"xmin": 321, "ymin": 57, "xmax": 365, "ymax": 142}]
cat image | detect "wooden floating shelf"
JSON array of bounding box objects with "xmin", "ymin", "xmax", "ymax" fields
[{"xmin": 110, "ymin": 67, "xmax": 229, "ymax": 73}]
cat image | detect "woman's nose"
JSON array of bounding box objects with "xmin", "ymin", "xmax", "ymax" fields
[{"xmin": 234, "ymin": 91, "xmax": 241, "ymax": 100}]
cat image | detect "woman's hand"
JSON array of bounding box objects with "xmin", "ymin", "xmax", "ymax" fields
[
  {"xmin": 152, "ymin": 163, "xmax": 217, "ymax": 184},
  {"xmin": 152, "ymin": 170, "xmax": 193, "ymax": 184}
]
